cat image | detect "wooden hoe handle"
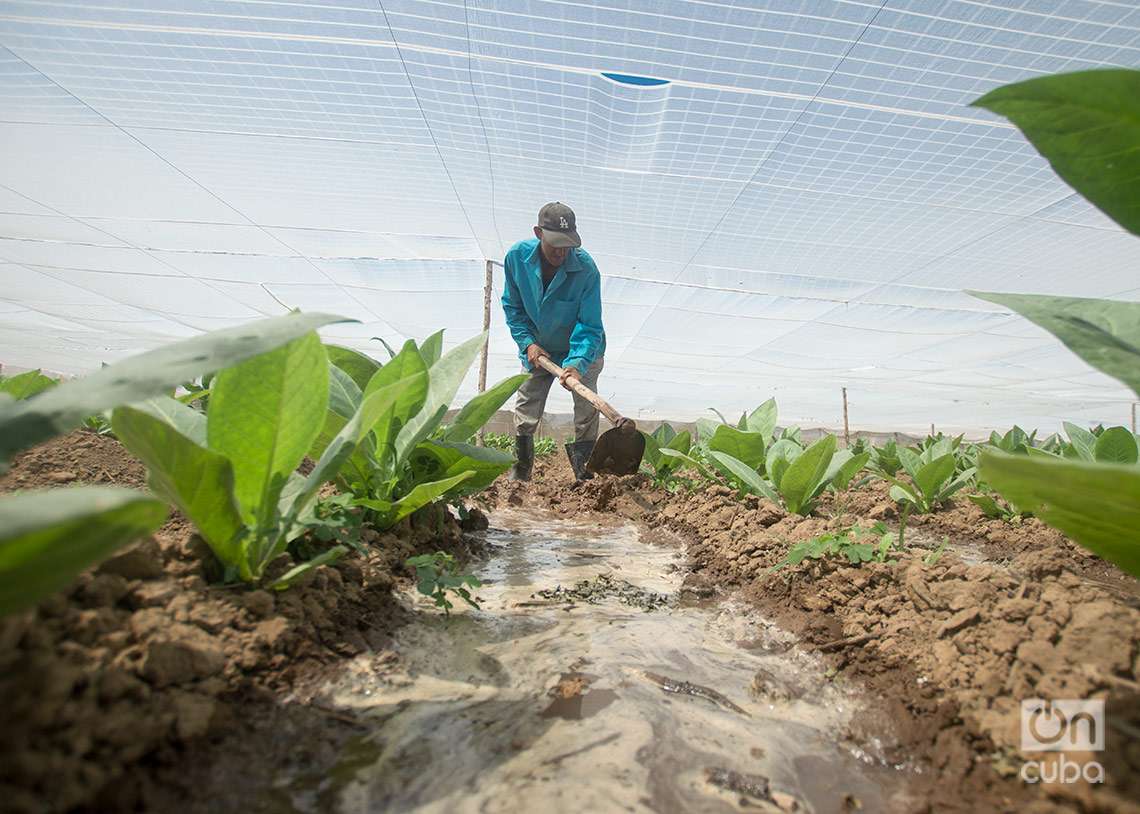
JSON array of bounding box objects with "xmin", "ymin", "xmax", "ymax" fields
[{"xmin": 535, "ymin": 356, "xmax": 631, "ymax": 429}]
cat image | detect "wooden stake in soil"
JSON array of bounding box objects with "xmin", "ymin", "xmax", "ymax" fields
[
  {"xmin": 842, "ymin": 387, "xmax": 850, "ymax": 448},
  {"xmin": 476, "ymin": 259, "xmax": 494, "ymax": 446}
]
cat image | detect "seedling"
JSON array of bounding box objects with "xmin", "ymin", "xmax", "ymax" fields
[
  {"xmin": 406, "ymin": 551, "xmax": 482, "ymax": 616},
  {"xmin": 770, "ymin": 522, "xmax": 898, "ymax": 572}
]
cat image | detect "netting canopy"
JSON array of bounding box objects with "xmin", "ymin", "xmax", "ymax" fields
[{"xmin": 2, "ymin": 1, "xmax": 1139, "ymax": 434}]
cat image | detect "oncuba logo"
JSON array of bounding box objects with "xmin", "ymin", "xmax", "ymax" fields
[{"xmin": 1020, "ymin": 699, "xmax": 1105, "ymax": 784}]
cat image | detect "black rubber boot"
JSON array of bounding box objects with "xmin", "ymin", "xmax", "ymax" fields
[
  {"xmin": 565, "ymin": 439, "xmax": 595, "ymax": 482},
  {"xmin": 510, "ymin": 434, "xmax": 534, "ymax": 482}
]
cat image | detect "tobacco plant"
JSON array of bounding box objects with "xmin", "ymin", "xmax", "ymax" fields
[
  {"xmin": 969, "ymin": 67, "xmax": 1140, "ymax": 577},
  {"xmin": 325, "ymin": 332, "xmax": 526, "ymax": 531},
  {"xmin": 0, "ymin": 312, "xmax": 348, "ymax": 613},
  {"xmin": 406, "ymin": 551, "xmax": 482, "ymax": 616},
  {"xmin": 709, "ymin": 433, "xmax": 869, "ymax": 516},
  {"xmin": 111, "ymin": 331, "xmax": 380, "ymax": 586},
  {"xmin": 641, "ymin": 423, "xmax": 694, "ymax": 482},
  {"xmin": 867, "ymin": 439, "xmax": 903, "ymax": 478},
  {"xmin": 0, "ymin": 369, "xmax": 58, "ymax": 401},
  {"xmin": 885, "ymin": 438, "xmax": 976, "ymax": 514},
  {"xmin": 770, "ymin": 522, "xmax": 898, "ymax": 572}
]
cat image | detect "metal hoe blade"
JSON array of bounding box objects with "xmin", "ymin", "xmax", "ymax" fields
[{"xmin": 587, "ymin": 426, "xmax": 646, "ymax": 476}]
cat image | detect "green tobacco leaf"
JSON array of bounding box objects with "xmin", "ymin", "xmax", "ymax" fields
[
  {"xmin": 1063, "ymin": 421, "xmax": 1096, "ymax": 461},
  {"xmin": 408, "ymin": 441, "xmax": 513, "ymax": 497},
  {"xmin": 394, "ymin": 333, "xmax": 485, "ymax": 465},
  {"xmin": 641, "ymin": 431, "xmax": 661, "ymax": 470},
  {"xmin": 658, "ymin": 431, "xmax": 693, "ymax": 476},
  {"xmin": 745, "ymin": 398, "xmax": 778, "ymax": 440},
  {"xmin": 914, "ymin": 454, "xmax": 956, "ymax": 502},
  {"xmin": 442, "ymin": 373, "xmax": 528, "ymax": 443},
  {"xmin": 656, "ymin": 448, "xmax": 714, "ymax": 480},
  {"xmin": 708, "ymin": 451, "xmax": 779, "ymax": 502},
  {"xmin": 0, "ymin": 487, "xmax": 167, "ymax": 615},
  {"xmin": 0, "ymin": 370, "xmax": 58, "ymax": 400},
  {"xmin": 270, "ymin": 545, "xmax": 348, "ymax": 591},
  {"xmin": 651, "ymin": 423, "xmax": 677, "ymax": 445},
  {"xmin": 325, "ymin": 345, "xmax": 380, "ymax": 393},
  {"xmin": 176, "ymin": 384, "xmax": 211, "ymax": 405},
  {"xmin": 695, "ymin": 418, "xmax": 721, "ymax": 446},
  {"xmin": 665, "ymin": 430, "xmax": 692, "ymax": 455},
  {"xmin": 419, "ymin": 330, "xmax": 445, "ymax": 366},
  {"xmin": 356, "ymin": 473, "xmax": 473, "ymax": 529},
  {"xmin": 209, "ymin": 333, "xmax": 328, "ymax": 526},
  {"xmin": 888, "ymin": 482, "xmax": 918, "ymax": 506},
  {"xmin": 830, "ymin": 450, "xmax": 870, "ymax": 490},
  {"xmin": 897, "ymin": 447, "xmax": 923, "ymax": 481},
  {"xmin": 327, "ymin": 364, "xmax": 362, "ymax": 420},
  {"xmin": 0, "ymin": 312, "xmax": 350, "ymax": 463},
  {"xmin": 970, "ymin": 292, "xmax": 1140, "ymax": 399},
  {"xmin": 779, "ymin": 435, "xmax": 836, "ymax": 514},
  {"xmin": 1094, "ymin": 426, "xmax": 1139, "ymax": 465},
  {"xmin": 766, "ymin": 438, "xmax": 802, "ymax": 491},
  {"xmin": 945, "ymin": 468, "xmax": 978, "ymax": 500},
  {"xmin": 972, "ymin": 69, "xmax": 1140, "ymax": 236},
  {"xmin": 128, "ymin": 395, "xmax": 207, "ymax": 446},
  {"xmin": 708, "ymin": 425, "xmax": 766, "ymax": 470},
  {"xmin": 310, "ymin": 365, "xmax": 360, "ymax": 461},
  {"xmin": 113, "ymin": 406, "xmax": 245, "ymax": 568},
  {"xmin": 366, "ymin": 339, "xmax": 430, "ymax": 472},
  {"xmin": 968, "ymin": 493, "xmax": 1004, "ymax": 518},
  {"xmin": 285, "ymin": 372, "xmax": 417, "ymax": 523},
  {"xmin": 651, "ymin": 431, "xmax": 692, "ymax": 476},
  {"xmin": 981, "ymin": 450, "xmax": 1140, "ymax": 577}
]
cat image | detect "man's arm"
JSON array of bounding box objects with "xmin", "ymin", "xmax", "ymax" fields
[
  {"xmin": 562, "ymin": 268, "xmax": 603, "ymax": 374},
  {"xmin": 500, "ymin": 257, "xmax": 539, "ymax": 357}
]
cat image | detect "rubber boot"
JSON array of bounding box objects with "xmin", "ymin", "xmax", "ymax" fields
[
  {"xmin": 565, "ymin": 439, "xmax": 595, "ymax": 482},
  {"xmin": 510, "ymin": 434, "xmax": 534, "ymax": 482}
]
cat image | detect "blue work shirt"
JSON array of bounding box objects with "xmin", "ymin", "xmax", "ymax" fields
[{"xmin": 501, "ymin": 238, "xmax": 606, "ymax": 373}]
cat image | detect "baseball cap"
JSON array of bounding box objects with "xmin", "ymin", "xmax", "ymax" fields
[{"xmin": 537, "ymin": 202, "xmax": 582, "ymax": 248}]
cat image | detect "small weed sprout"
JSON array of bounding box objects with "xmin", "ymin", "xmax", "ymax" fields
[
  {"xmin": 924, "ymin": 537, "xmax": 949, "ymax": 567},
  {"xmin": 406, "ymin": 551, "xmax": 482, "ymax": 616},
  {"xmin": 770, "ymin": 522, "xmax": 898, "ymax": 572}
]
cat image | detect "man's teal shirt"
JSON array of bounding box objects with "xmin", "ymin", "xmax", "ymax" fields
[{"xmin": 501, "ymin": 238, "xmax": 606, "ymax": 373}]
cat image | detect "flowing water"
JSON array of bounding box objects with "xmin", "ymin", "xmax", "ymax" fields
[{"xmin": 280, "ymin": 510, "xmax": 916, "ymax": 813}]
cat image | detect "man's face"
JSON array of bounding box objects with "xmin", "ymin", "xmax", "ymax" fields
[{"xmin": 533, "ymin": 226, "xmax": 570, "ymax": 267}]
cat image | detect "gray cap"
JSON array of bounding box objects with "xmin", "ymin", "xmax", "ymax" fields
[{"xmin": 537, "ymin": 201, "xmax": 581, "ymax": 248}]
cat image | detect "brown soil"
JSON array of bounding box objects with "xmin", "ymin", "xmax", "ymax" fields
[
  {"xmin": 6, "ymin": 436, "xmax": 1140, "ymax": 813},
  {"xmin": 478, "ymin": 457, "xmax": 1140, "ymax": 814},
  {"xmin": 0, "ymin": 431, "xmax": 485, "ymax": 813}
]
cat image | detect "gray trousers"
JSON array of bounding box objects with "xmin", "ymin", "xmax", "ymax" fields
[{"xmin": 514, "ymin": 357, "xmax": 604, "ymax": 442}]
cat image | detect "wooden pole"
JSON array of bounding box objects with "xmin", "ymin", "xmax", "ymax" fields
[
  {"xmin": 476, "ymin": 259, "xmax": 493, "ymax": 446},
  {"xmin": 930, "ymin": 422, "xmax": 935, "ymax": 438},
  {"xmin": 842, "ymin": 387, "xmax": 850, "ymax": 448}
]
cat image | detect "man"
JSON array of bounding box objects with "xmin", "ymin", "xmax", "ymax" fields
[{"xmin": 501, "ymin": 202, "xmax": 606, "ymax": 482}]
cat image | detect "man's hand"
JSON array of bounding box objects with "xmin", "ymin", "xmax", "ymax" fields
[
  {"xmin": 525, "ymin": 343, "xmax": 550, "ymax": 368},
  {"xmin": 559, "ymin": 366, "xmax": 581, "ymax": 391}
]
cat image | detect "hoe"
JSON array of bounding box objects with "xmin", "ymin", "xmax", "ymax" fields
[{"xmin": 535, "ymin": 356, "xmax": 645, "ymax": 476}]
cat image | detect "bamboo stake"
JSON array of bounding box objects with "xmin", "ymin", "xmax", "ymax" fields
[
  {"xmin": 842, "ymin": 387, "xmax": 850, "ymax": 448},
  {"xmin": 476, "ymin": 259, "xmax": 493, "ymax": 447}
]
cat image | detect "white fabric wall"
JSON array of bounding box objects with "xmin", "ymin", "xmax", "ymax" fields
[{"xmin": 2, "ymin": 1, "xmax": 1138, "ymax": 434}]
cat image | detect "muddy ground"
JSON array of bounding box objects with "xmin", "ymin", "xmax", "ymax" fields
[
  {"xmin": 482, "ymin": 458, "xmax": 1140, "ymax": 813},
  {"xmin": 0, "ymin": 432, "xmax": 487, "ymax": 813},
  {"xmin": 2, "ymin": 436, "xmax": 1139, "ymax": 813}
]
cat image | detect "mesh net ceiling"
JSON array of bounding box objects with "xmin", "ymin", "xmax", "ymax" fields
[{"xmin": 2, "ymin": 1, "xmax": 1139, "ymax": 434}]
